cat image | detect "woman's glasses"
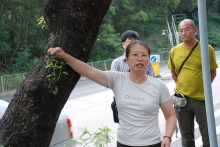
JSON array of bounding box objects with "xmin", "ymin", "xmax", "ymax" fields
[{"xmin": 129, "ymin": 53, "xmax": 149, "ymax": 60}]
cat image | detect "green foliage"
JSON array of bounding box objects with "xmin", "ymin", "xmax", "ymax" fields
[
  {"xmin": 175, "ymin": 0, "xmax": 197, "ymax": 13},
  {"xmin": 0, "ymin": 0, "xmax": 48, "ymax": 74},
  {"xmin": 70, "ymin": 126, "xmax": 114, "ymax": 147},
  {"xmin": 0, "ymin": 19, "xmax": 11, "ymax": 70},
  {"xmin": 89, "ymin": 0, "xmax": 182, "ymax": 62},
  {"xmin": 206, "ymin": 0, "xmax": 219, "ymax": 12},
  {"xmin": 5, "ymin": 50, "xmax": 38, "ymax": 74},
  {"xmin": 0, "ymin": 20, "xmax": 11, "ymax": 53},
  {"xmin": 141, "ymin": 22, "xmax": 169, "ymax": 53},
  {"xmin": 143, "ymin": 0, "xmax": 180, "ymax": 19},
  {"xmin": 206, "ymin": 12, "xmax": 220, "ymax": 50},
  {"xmin": 208, "ymin": 12, "xmax": 220, "ymax": 23},
  {"xmin": 45, "ymin": 56, "xmax": 68, "ymax": 83},
  {"xmin": 89, "ymin": 24, "xmax": 121, "ymax": 62},
  {"xmin": 143, "ymin": 28, "xmax": 148, "ymax": 37},
  {"xmin": 37, "ymin": 16, "xmax": 47, "ymax": 29},
  {"xmin": 132, "ymin": 10, "xmax": 148, "ymax": 22},
  {"xmin": 102, "ymin": 5, "xmax": 116, "ymax": 24}
]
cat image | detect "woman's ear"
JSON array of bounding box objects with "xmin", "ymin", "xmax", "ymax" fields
[{"xmin": 125, "ymin": 57, "xmax": 128, "ymax": 63}]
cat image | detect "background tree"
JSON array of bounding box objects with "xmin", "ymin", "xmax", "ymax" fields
[
  {"xmin": 0, "ymin": 0, "xmax": 47, "ymax": 74},
  {"xmin": 206, "ymin": 0, "xmax": 220, "ymax": 49},
  {"xmin": 0, "ymin": 20, "xmax": 11, "ymax": 72},
  {"xmin": 0, "ymin": 0, "xmax": 220, "ymax": 74},
  {"xmin": 89, "ymin": 0, "xmax": 180, "ymax": 61},
  {"xmin": 174, "ymin": 0, "xmax": 197, "ymax": 15},
  {"xmin": 88, "ymin": 5, "xmax": 121, "ymax": 61},
  {"xmin": 0, "ymin": 0, "xmax": 111, "ymax": 146}
]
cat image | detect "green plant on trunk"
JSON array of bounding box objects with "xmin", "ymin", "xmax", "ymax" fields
[
  {"xmin": 45, "ymin": 55, "xmax": 68, "ymax": 83},
  {"xmin": 37, "ymin": 16, "xmax": 47, "ymax": 29},
  {"xmin": 69, "ymin": 126, "xmax": 114, "ymax": 147}
]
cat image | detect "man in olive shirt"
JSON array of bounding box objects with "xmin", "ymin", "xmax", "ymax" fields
[{"xmin": 168, "ymin": 19, "xmax": 218, "ymax": 147}]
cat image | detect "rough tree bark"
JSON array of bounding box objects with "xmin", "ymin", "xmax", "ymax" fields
[{"xmin": 0, "ymin": 0, "xmax": 112, "ymax": 146}]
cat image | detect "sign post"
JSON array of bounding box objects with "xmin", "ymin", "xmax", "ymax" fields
[{"xmin": 150, "ymin": 55, "xmax": 161, "ymax": 77}]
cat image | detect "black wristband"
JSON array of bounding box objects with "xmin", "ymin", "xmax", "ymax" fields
[{"xmin": 163, "ymin": 136, "xmax": 172, "ymax": 142}]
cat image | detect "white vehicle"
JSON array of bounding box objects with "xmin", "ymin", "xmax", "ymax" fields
[{"xmin": 0, "ymin": 98, "xmax": 75, "ymax": 147}]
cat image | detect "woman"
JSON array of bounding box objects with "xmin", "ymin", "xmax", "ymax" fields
[{"xmin": 48, "ymin": 40, "xmax": 176, "ymax": 147}]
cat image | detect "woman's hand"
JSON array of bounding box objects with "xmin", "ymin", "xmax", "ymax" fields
[
  {"xmin": 161, "ymin": 136, "xmax": 171, "ymax": 147},
  {"xmin": 48, "ymin": 47, "xmax": 66, "ymax": 59}
]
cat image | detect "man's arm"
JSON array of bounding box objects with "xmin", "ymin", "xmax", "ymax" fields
[
  {"xmin": 210, "ymin": 69, "xmax": 216, "ymax": 83},
  {"xmin": 171, "ymin": 70, "xmax": 178, "ymax": 83},
  {"xmin": 111, "ymin": 59, "xmax": 118, "ymax": 71},
  {"xmin": 146, "ymin": 62, "xmax": 155, "ymax": 77}
]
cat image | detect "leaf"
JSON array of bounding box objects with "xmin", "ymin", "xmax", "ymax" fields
[
  {"xmin": 45, "ymin": 65, "xmax": 51, "ymax": 68},
  {"xmin": 62, "ymin": 72, "xmax": 68, "ymax": 75},
  {"xmin": 46, "ymin": 75, "xmax": 52, "ymax": 78}
]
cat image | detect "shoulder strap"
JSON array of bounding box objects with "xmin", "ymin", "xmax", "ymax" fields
[{"xmin": 178, "ymin": 41, "xmax": 199, "ymax": 74}]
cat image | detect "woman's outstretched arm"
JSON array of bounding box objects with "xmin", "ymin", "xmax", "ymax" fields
[{"xmin": 48, "ymin": 47, "xmax": 109, "ymax": 87}]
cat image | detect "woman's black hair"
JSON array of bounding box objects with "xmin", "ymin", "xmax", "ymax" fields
[{"xmin": 125, "ymin": 40, "xmax": 151, "ymax": 58}]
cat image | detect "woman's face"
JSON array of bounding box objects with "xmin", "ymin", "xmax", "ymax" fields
[{"xmin": 126, "ymin": 44, "xmax": 149, "ymax": 73}]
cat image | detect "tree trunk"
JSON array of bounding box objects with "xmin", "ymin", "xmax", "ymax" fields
[{"xmin": 0, "ymin": 0, "xmax": 111, "ymax": 146}]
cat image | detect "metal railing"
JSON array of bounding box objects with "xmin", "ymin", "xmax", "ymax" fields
[
  {"xmin": 171, "ymin": 14, "xmax": 187, "ymax": 46},
  {"xmin": 0, "ymin": 60, "xmax": 114, "ymax": 96},
  {"xmin": 158, "ymin": 48, "xmax": 170, "ymax": 61},
  {"xmin": 171, "ymin": 15, "xmax": 180, "ymax": 45},
  {"xmin": 0, "ymin": 73, "xmax": 27, "ymax": 96},
  {"xmin": 165, "ymin": 18, "xmax": 174, "ymax": 47},
  {"xmin": 87, "ymin": 59, "xmax": 113, "ymax": 71}
]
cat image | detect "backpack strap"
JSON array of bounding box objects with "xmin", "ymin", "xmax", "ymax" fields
[{"xmin": 178, "ymin": 41, "xmax": 199, "ymax": 75}]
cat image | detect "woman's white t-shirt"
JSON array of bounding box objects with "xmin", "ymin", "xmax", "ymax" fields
[{"xmin": 106, "ymin": 71, "xmax": 171, "ymax": 146}]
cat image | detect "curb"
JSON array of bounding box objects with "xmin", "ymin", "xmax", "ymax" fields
[
  {"xmin": 160, "ymin": 76, "xmax": 172, "ymax": 81},
  {"xmin": 155, "ymin": 74, "xmax": 172, "ymax": 81},
  {"xmin": 0, "ymin": 91, "xmax": 16, "ymax": 98},
  {"xmin": 78, "ymin": 76, "xmax": 89, "ymax": 82}
]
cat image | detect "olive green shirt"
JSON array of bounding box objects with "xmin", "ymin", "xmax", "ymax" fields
[{"xmin": 168, "ymin": 42, "xmax": 218, "ymax": 100}]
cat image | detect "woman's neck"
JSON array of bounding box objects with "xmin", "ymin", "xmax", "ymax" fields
[{"xmin": 129, "ymin": 72, "xmax": 148, "ymax": 84}]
